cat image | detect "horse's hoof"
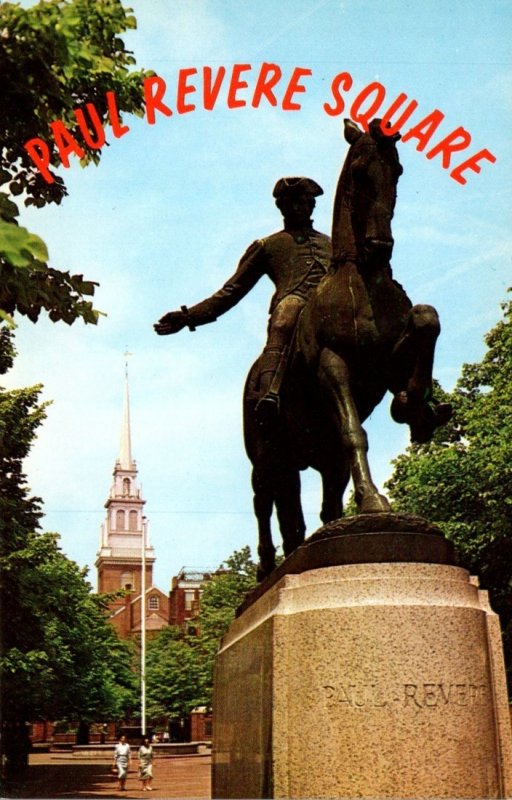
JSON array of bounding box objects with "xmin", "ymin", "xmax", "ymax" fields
[
  {"xmin": 435, "ymin": 402, "xmax": 452, "ymax": 427},
  {"xmin": 410, "ymin": 401, "xmax": 452, "ymax": 444},
  {"xmin": 390, "ymin": 391, "xmax": 409, "ymax": 424},
  {"xmin": 391, "ymin": 393, "xmax": 453, "ymax": 444},
  {"xmin": 359, "ymin": 493, "xmax": 391, "ymax": 513},
  {"xmin": 257, "ymin": 563, "xmax": 274, "ymax": 582}
]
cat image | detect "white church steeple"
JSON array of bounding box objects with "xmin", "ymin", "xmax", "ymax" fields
[
  {"xmin": 96, "ymin": 362, "xmax": 154, "ymax": 596},
  {"xmin": 118, "ymin": 361, "xmax": 134, "ymax": 471}
]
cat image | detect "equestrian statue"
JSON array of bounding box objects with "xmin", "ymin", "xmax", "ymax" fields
[{"xmin": 155, "ymin": 118, "xmax": 451, "ymax": 579}]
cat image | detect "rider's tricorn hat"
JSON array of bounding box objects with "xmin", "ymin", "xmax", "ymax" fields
[{"xmin": 273, "ymin": 177, "xmax": 324, "ymax": 199}]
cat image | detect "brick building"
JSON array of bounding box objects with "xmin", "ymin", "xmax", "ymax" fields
[{"xmin": 169, "ymin": 568, "xmax": 213, "ymax": 634}]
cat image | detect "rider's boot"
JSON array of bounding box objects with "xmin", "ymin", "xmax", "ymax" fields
[
  {"xmin": 255, "ymin": 346, "xmax": 286, "ymax": 425},
  {"xmin": 255, "ymin": 391, "xmax": 280, "ymax": 425}
]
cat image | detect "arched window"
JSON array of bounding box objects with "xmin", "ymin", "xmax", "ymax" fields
[
  {"xmin": 129, "ymin": 510, "xmax": 138, "ymax": 531},
  {"xmin": 116, "ymin": 509, "xmax": 125, "ymax": 530},
  {"xmin": 148, "ymin": 595, "xmax": 159, "ymax": 610},
  {"xmin": 123, "ymin": 478, "xmax": 130, "ymax": 496}
]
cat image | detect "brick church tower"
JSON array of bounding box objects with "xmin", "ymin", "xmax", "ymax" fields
[{"xmin": 96, "ymin": 370, "xmax": 169, "ymax": 637}]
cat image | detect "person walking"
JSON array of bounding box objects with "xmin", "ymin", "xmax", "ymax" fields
[
  {"xmin": 113, "ymin": 734, "xmax": 131, "ymax": 791},
  {"xmin": 138, "ymin": 737, "xmax": 154, "ymax": 791}
]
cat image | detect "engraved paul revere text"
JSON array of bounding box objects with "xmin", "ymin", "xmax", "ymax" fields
[{"xmin": 321, "ymin": 681, "xmax": 487, "ymax": 709}]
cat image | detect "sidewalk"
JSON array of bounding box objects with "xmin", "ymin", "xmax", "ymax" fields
[{"xmin": 2, "ymin": 753, "xmax": 211, "ymax": 799}]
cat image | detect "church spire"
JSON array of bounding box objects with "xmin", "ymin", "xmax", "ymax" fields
[{"xmin": 118, "ymin": 359, "xmax": 133, "ymax": 470}]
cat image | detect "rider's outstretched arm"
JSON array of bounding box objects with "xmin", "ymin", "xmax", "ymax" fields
[{"xmin": 154, "ymin": 240, "xmax": 265, "ymax": 335}]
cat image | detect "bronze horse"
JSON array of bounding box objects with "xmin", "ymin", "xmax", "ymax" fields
[{"xmin": 244, "ymin": 118, "xmax": 450, "ymax": 579}]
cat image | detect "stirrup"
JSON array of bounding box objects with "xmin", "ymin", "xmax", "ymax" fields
[{"xmin": 255, "ymin": 391, "xmax": 280, "ymax": 424}]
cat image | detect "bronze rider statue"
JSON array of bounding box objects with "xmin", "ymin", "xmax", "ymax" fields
[{"xmin": 154, "ymin": 177, "xmax": 332, "ymax": 420}]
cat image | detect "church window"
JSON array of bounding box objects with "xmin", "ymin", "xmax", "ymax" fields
[
  {"xmin": 116, "ymin": 509, "xmax": 125, "ymax": 530},
  {"xmin": 121, "ymin": 571, "xmax": 134, "ymax": 590},
  {"xmin": 148, "ymin": 595, "xmax": 159, "ymax": 610},
  {"xmin": 129, "ymin": 510, "xmax": 138, "ymax": 531},
  {"xmin": 123, "ymin": 478, "xmax": 131, "ymax": 496},
  {"xmin": 184, "ymin": 590, "xmax": 195, "ymax": 612}
]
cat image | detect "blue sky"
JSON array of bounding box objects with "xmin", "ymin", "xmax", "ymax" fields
[{"xmin": 5, "ymin": 0, "xmax": 511, "ymax": 590}]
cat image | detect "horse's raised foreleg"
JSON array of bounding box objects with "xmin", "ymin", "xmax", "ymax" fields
[
  {"xmin": 252, "ymin": 468, "xmax": 276, "ymax": 581},
  {"xmin": 390, "ymin": 304, "xmax": 451, "ymax": 443},
  {"xmin": 318, "ymin": 347, "xmax": 390, "ymax": 514}
]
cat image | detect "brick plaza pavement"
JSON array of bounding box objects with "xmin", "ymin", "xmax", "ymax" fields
[{"xmin": 2, "ymin": 753, "xmax": 211, "ymax": 799}]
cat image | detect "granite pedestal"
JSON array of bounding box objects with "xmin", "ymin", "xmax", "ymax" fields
[{"xmin": 212, "ymin": 515, "xmax": 512, "ymax": 799}]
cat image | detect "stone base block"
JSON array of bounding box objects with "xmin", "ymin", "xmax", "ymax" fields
[{"xmin": 212, "ymin": 533, "xmax": 512, "ymax": 798}]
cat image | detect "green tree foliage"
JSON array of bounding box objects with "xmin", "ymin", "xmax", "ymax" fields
[
  {"xmin": 0, "ymin": 354, "xmax": 46, "ymax": 549},
  {"xmin": 0, "ymin": 352, "xmax": 137, "ymax": 773},
  {"xmin": 145, "ymin": 548, "xmax": 258, "ymax": 721},
  {"xmin": 0, "ymin": 2, "xmax": 150, "ymax": 772},
  {"xmin": 191, "ymin": 546, "xmax": 258, "ymax": 707},
  {"xmin": 1, "ymin": 532, "xmax": 138, "ymax": 726},
  {"xmin": 145, "ymin": 628, "xmax": 205, "ymax": 722},
  {"xmin": 0, "ymin": 0, "xmax": 150, "ymax": 326},
  {"xmin": 0, "ymin": 191, "xmax": 102, "ymax": 325},
  {"xmin": 197, "ymin": 546, "xmax": 258, "ymax": 651},
  {"xmin": 386, "ymin": 293, "xmax": 512, "ymax": 670}
]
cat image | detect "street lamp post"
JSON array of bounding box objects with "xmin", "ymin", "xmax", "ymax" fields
[{"xmin": 141, "ymin": 516, "xmax": 147, "ymax": 736}]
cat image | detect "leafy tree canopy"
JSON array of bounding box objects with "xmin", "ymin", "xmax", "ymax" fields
[
  {"xmin": 0, "ymin": 350, "xmax": 136, "ymax": 771},
  {"xmin": 190, "ymin": 546, "xmax": 258, "ymax": 707},
  {"xmin": 197, "ymin": 546, "xmax": 258, "ymax": 646},
  {"xmin": 386, "ymin": 292, "xmax": 512, "ymax": 671},
  {"xmin": 145, "ymin": 548, "xmax": 258, "ymax": 720},
  {"xmin": 0, "ymin": 372, "xmax": 47, "ymax": 551},
  {"xmin": 0, "ymin": 3, "xmax": 151, "ymax": 771},
  {"xmin": 0, "ymin": 0, "xmax": 150, "ymax": 327},
  {"xmin": 1, "ymin": 530, "xmax": 138, "ymax": 725},
  {"xmin": 145, "ymin": 627, "xmax": 205, "ymax": 722}
]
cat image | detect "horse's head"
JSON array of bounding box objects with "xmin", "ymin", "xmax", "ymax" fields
[{"xmin": 332, "ymin": 118, "xmax": 403, "ymax": 267}]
